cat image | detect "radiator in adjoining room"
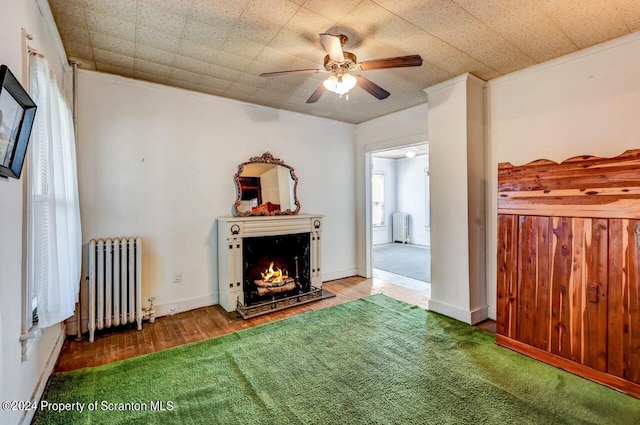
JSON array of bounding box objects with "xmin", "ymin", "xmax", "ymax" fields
[
  {"xmin": 87, "ymin": 237, "xmax": 142, "ymax": 342},
  {"xmin": 392, "ymin": 213, "xmax": 409, "ymax": 244}
]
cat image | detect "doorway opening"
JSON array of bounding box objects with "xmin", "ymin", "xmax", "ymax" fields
[{"xmin": 370, "ymin": 143, "xmax": 431, "ymax": 297}]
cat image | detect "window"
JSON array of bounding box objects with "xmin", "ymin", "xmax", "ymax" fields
[
  {"xmin": 22, "ymin": 55, "xmax": 81, "ymax": 359},
  {"xmin": 372, "ymin": 173, "xmax": 385, "ymax": 226}
]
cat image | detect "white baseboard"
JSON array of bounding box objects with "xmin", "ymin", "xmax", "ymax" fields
[
  {"xmin": 68, "ymin": 270, "xmax": 362, "ymax": 329},
  {"xmin": 154, "ymin": 294, "xmax": 219, "ymax": 317},
  {"xmin": 322, "ymin": 268, "xmax": 358, "ymax": 282},
  {"xmin": 470, "ymin": 305, "xmax": 489, "ymax": 324},
  {"xmin": 67, "ymin": 293, "xmax": 221, "ymax": 337},
  {"xmin": 427, "ymin": 299, "xmax": 489, "ymax": 325},
  {"xmin": 20, "ymin": 325, "xmax": 66, "ymax": 425}
]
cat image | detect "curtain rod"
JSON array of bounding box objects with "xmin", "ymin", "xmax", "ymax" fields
[{"xmin": 27, "ymin": 47, "xmax": 44, "ymax": 58}]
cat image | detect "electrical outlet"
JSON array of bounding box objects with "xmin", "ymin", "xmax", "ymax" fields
[
  {"xmin": 168, "ymin": 305, "xmax": 179, "ymax": 315},
  {"xmin": 173, "ymin": 272, "xmax": 182, "ymax": 283}
]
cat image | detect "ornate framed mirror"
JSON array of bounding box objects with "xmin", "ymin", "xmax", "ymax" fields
[{"xmin": 234, "ymin": 152, "xmax": 300, "ymax": 216}]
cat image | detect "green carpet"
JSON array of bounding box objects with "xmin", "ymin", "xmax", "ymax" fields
[{"xmin": 34, "ymin": 295, "xmax": 640, "ymax": 424}]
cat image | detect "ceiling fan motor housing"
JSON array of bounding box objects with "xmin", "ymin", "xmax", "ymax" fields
[{"xmin": 324, "ymin": 51, "xmax": 358, "ymax": 73}]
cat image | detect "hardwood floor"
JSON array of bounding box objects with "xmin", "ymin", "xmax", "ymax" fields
[{"xmin": 54, "ymin": 276, "xmax": 492, "ymax": 372}]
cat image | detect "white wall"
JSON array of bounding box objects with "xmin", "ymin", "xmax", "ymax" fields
[
  {"xmin": 371, "ymin": 157, "xmax": 396, "ymax": 245},
  {"xmin": 356, "ymin": 104, "xmax": 429, "ymax": 276},
  {"xmin": 425, "ymin": 74, "xmax": 487, "ymax": 324},
  {"xmin": 0, "ymin": 1, "xmax": 70, "ymax": 424},
  {"xmin": 77, "ymin": 71, "xmax": 357, "ymax": 316},
  {"xmin": 397, "ymin": 154, "xmax": 430, "ymax": 246},
  {"xmin": 485, "ymin": 32, "xmax": 640, "ymax": 320}
]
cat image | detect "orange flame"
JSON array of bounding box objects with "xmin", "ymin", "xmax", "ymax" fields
[{"xmin": 261, "ymin": 262, "xmax": 288, "ymax": 283}]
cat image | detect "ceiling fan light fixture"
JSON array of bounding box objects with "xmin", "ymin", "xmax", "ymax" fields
[{"xmin": 323, "ymin": 73, "xmax": 357, "ymax": 95}]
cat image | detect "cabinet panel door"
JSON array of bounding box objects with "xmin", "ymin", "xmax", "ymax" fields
[
  {"xmin": 497, "ymin": 214, "xmax": 518, "ymax": 338},
  {"xmin": 608, "ymin": 219, "xmax": 640, "ymax": 384},
  {"xmin": 582, "ymin": 219, "xmax": 608, "ymax": 372},
  {"xmin": 550, "ymin": 217, "xmax": 576, "ymax": 361},
  {"xmin": 517, "ymin": 215, "xmax": 551, "ymax": 350},
  {"xmin": 549, "ymin": 218, "xmax": 608, "ymax": 371}
]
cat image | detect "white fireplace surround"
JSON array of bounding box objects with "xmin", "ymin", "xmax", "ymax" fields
[{"xmin": 217, "ymin": 214, "xmax": 323, "ymax": 312}]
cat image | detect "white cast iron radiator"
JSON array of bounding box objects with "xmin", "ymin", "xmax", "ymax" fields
[
  {"xmin": 88, "ymin": 237, "xmax": 142, "ymax": 342},
  {"xmin": 392, "ymin": 213, "xmax": 409, "ymax": 244}
]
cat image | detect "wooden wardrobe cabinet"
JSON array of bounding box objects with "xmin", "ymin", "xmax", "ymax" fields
[{"xmin": 496, "ymin": 151, "xmax": 640, "ymax": 398}]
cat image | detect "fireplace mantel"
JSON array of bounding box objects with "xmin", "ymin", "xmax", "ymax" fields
[{"xmin": 217, "ymin": 214, "xmax": 323, "ymax": 315}]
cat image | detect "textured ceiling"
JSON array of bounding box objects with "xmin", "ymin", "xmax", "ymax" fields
[{"xmin": 48, "ymin": 0, "xmax": 640, "ymax": 124}]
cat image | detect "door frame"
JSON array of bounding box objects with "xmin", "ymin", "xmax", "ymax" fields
[{"xmin": 364, "ymin": 134, "xmax": 428, "ymax": 278}]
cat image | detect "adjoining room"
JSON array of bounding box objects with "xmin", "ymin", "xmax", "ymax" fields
[{"xmin": 371, "ymin": 143, "xmax": 431, "ymax": 297}]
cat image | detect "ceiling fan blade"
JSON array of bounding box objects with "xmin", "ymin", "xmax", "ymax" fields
[
  {"xmin": 319, "ymin": 33, "xmax": 345, "ymax": 62},
  {"xmin": 356, "ymin": 76, "xmax": 390, "ymax": 100},
  {"xmin": 260, "ymin": 69, "xmax": 325, "ymax": 77},
  {"xmin": 306, "ymin": 84, "xmax": 326, "ymax": 104},
  {"xmin": 359, "ymin": 54, "xmax": 423, "ymax": 71}
]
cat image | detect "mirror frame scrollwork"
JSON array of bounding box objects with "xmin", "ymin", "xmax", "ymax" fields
[{"xmin": 234, "ymin": 152, "xmax": 301, "ymax": 216}]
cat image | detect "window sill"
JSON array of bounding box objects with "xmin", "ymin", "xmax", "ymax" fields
[{"xmin": 20, "ymin": 326, "xmax": 42, "ymax": 362}]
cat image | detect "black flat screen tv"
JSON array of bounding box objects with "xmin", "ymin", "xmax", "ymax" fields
[{"xmin": 0, "ymin": 64, "xmax": 37, "ymax": 179}]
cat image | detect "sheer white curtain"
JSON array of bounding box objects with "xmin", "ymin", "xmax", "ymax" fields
[{"xmin": 28, "ymin": 56, "xmax": 81, "ymax": 328}]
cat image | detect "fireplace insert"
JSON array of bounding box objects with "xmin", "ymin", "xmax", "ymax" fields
[{"xmin": 243, "ymin": 232, "xmax": 311, "ymax": 307}]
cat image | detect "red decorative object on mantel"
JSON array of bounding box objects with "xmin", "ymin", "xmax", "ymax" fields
[
  {"xmin": 251, "ymin": 202, "xmax": 280, "ymax": 214},
  {"xmin": 496, "ymin": 149, "xmax": 640, "ymax": 399}
]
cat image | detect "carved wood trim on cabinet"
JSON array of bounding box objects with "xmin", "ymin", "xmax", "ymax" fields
[{"xmin": 497, "ymin": 149, "xmax": 640, "ymax": 398}]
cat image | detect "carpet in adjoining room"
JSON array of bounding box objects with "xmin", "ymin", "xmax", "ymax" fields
[
  {"xmin": 34, "ymin": 295, "xmax": 640, "ymax": 424},
  {"xmin": 373, "ymin": 243, "xmax": 430, "ymax": 282}
]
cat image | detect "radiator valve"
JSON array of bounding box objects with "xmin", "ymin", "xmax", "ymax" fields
[{"xmin": 143, "ymin": 297, "xmax": 156, "ymax": 324}]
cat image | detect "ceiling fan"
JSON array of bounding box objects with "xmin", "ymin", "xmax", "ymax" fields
[{"xmin": 259, "ymin": 33, "xmax": 423, "ymax": 104}]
